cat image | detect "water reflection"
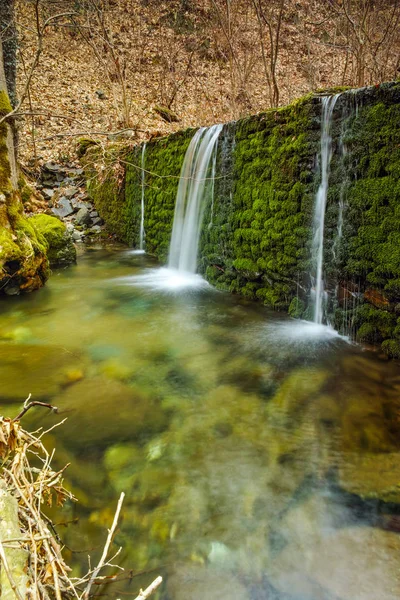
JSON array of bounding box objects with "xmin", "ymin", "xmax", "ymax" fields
[{"xmin": 0, "ymin": 245, "xmax": 399, "ymax": 600}]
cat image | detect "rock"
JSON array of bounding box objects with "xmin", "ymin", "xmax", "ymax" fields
[
  {"xmin": 268, "ymin": 367, "xmax": 329, "ymax": 424},
  {"xmin": 0, "ymin": 343, "xmax": 86, "ymax": 402},
  {"xmin": 44, "ymin": 161, "xmax": 61, "ymax": 173},
  {"xmin": 75, "ymin": 207, "xmax": 92, "ymax": 226},
  {"xmin": 92, "ymin": 217, "xmax": 103, "ymax": 227},
  {"xmin": 95, "ymin": 89, "xmax": 107, "ymax": 100},
  {"xmin": 63, "ymin": 186, "xmax": 79, "ymax": 198},
  {"xmin": 66, "ymin": 224, "xmax": 74, "ymax": 233},
  {"xmin": 4, "ymin": 283, "xmax": 20, "ymax": 296},
  {"xmin": 71, "ymin": 199, "xmax": 87, "ymax": 211},
  {"xmin": 90, "ymin": 210, "xmax": 98, "ymax": 218},
  {"xmin": 167, "ymin": 565, "xmax": 249, "ymax": 600},
  {"xmin": 30, "ymin": 214, "xmax": 76, "ymax": 267},
  {"xmin": 42, "ymin": 188, "xmax": 55, "ymax": 200},
  {"xmin": 89, "ymin": 225, "xmax": 102, "ymax": 234},
  {"xmin": 72, "ymin": 230, "xmax": 83, "ymax": 241},
  {"xmin": 51, "ymin": 197, "xmax": 74, "ymax": 218},
  {"xmin": 268, "ymin": 526, "xmax": 400, "ymax": 600},
  {"xmin": 339, "ymin": 452, "xmax": 400, "ymax": 503},
  {"xmin": 52, "ymin": 377, "xmax": 167, "ymax": 447}
]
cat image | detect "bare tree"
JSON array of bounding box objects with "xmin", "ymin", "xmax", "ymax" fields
[{"xmin": 251, "ymin": 0, "xmax": 285, "ymax": 107}]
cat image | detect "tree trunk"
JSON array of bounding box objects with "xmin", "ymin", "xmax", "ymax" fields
[{"xmin": 0, "ymin": 10, "xmax": 49, "ymax": 295}]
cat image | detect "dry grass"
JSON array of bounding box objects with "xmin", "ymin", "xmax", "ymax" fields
[{"xmin": 0, "ymin": 398, "xmax": 162, "ymax": 600}]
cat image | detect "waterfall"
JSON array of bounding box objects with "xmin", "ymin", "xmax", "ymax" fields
[
  {"xmin": 139, "ymin": 143, "xmax": 146, "ymax": 251},
  {"xmin": 311, "ymin": 94, "xmax": 340, "ymax": 324},
  {"xmin": 168, "ymin": 124, "xmax": 222, "ymax": 273}
]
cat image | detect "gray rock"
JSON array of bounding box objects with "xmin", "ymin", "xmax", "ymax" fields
[
  {"xmin": 4, "ymin": 284, "xmax": 20, "ymax": 296},
  {"xmin": 90, "ymin": 210, "xmax": 98, "ymax": 218},
  {"xmin": 71, "ymin": 199, "xmax": 83, "ymax": 211},
  {"xmin": 89, "ymin": 225, "xmax": 102, "ymax": 234},
  {"xmin": 92, "ymin": 217, "xmax": 103, "ymax": 226},
  {"xmin": 44, "ymin": 161, "xmax": 61, "ymax": 173},
  {"xmin": 42, "ymin": 188, "xmax": 55, "ymax": 200},
  {"xmin": 75, "ymin": 207, "xmax": 92, "ymax": 226},
  {"xmin": 63, "ymin": 186, "xmax": 79, "ymax": 198},
  {"xmin": 51, "ymin": 197, "xmax": 74, "ymax": 218},
  {"xmin": 72, "ymin": 230, "xmax": 83, "ymax": 241},
  {"xmin": 66, "ymin": 224, "xmax": 75, "ymax": 233}
]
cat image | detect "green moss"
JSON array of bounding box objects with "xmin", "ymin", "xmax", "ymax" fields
[
  {"xmin": 381, "ymin": 339, "xmax": 400, "ymax": 359},
  {"xmin": 29, "ymin": 214, "xmax": 76, "ymax": 266},
  {"xmin": 0, "ymin": 91, "xmax": 12, "ymax": 116},
  {"xmin": 77, "ymin": 137, "xmax": 99, "ymax": 158},
  {"xmin": 288, "ymin": 297, "xmax": 305, "ymax": 318}
]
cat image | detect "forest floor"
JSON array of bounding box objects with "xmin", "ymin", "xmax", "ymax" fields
[{"xmin": 14, "ymin": 0, "xmax": 399, "ymax": 166}]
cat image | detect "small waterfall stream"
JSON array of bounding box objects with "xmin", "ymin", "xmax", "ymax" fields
[
  {"xmin": 311, "ymin": 94, "xmax": 340, "ymax": 324},
  {"xmin": 168, "ymin": 124, "xmax": 222, "ymax": 273},
  {"xmin": 139, "ymin": 142, "xmax": 146, "ymax": 251}
]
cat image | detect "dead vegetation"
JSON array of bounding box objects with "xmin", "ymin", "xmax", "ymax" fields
[
  {"xmin": 4, "ymin": 0, "xmax": 399, "ymax": 164},
  {"xmin": 0, "ymin": 398, "xmax": 162, "ymax": 600}
]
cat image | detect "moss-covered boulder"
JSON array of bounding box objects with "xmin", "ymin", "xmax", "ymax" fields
[{"xmin": 29, "ymin": 214, "xmax": 76, "ymax": 267}]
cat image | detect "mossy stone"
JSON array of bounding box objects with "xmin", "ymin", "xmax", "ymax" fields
[{"xmin": 29, "ymin": 214, "xmax": 76, "ymax": 267}]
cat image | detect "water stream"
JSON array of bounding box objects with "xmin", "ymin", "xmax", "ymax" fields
[
  {"xmin": 168, "ymin": 124, "xmax": 222, "ymax": 273},
  {"xmin": 311, "ymin": 95, "xmax": 340, "ymax": 325},
  {"xmin": 139, "ymin": 142, "xmax": 146, "ymax": 251},
  {"xmin": 0, "ymin": 245, "xmax": 399, "ymax": 600}
]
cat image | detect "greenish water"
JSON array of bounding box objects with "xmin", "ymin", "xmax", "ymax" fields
[{"xmin": 1, "ymin": 245, "xmax": 400, "ymax": 600}]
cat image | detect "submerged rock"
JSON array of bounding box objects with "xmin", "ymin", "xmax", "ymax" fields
[
  {"xmin": 0, "ymin": 343, "xmax": 85, "ymax": 402},
  {"xmin": 52, "ymin": 377, "xmax": 167, "ymax": 446},
  {"xmin": 167, "ymin": 565, "xmax": 249, "ymax": 600},
  {"xmin": 339, "ymin": 452, "xmax": 400, "ymax": 503},
  {"xmin": 267, "ymin": 526, "xmax": 400, "ymax": 600}
]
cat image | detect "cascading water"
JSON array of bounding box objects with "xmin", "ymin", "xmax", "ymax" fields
[
  {"xmin": 311, "ymin": 94, "xmax": 340, "ymax": 325},
  {"xmin": 139, "ymin": 142, "xmax": 146, "ymax": 251},
  {"xmin": 168, "ymin": 124, "xmax": 223, "ymax": 273}
]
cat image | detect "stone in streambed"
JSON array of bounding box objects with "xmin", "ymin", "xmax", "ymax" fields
[
  {"xmin": 268, "ymin": 367, "xmax": 329, "ymax": 423},
  {"xmin": 167, "ymin": 565, "xmax": 249, "ymax": 600},
  {"xmin": 339, "ymin": 452, "xmax": 400, "ymax": 503},
  {"xmin": 267, "ymin": 527, "xmax": 400, "ymax": 600},
  {"xmin": 53, "ymin": 377, "xmax": 167, "ymax": 447},
  {"xmin": 0, "ymin": 343, "xmax": 85, "ymax": 402}
]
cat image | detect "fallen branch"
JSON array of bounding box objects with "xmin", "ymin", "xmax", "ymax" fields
[
  {"xmin": 82, "ymin": 492, "xmax": 125, "ymax": 600},
  {"xmin": 133, "ymin": 576, "xmax": 163, "ymax": 600}
]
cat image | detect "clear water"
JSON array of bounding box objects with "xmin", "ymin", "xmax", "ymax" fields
[{"xmin": 1, "ymin": 245, "xmax": 400, "ymax": 600}]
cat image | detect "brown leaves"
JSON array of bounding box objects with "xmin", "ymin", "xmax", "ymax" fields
[{"xmin": 0, "ymin": 417, "xmax": 21, "ymax": 459}]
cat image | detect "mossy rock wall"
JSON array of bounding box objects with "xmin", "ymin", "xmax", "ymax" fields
[{"xmin": 85, "ymin": 82, "xmax": 400, "ymax": 356}]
